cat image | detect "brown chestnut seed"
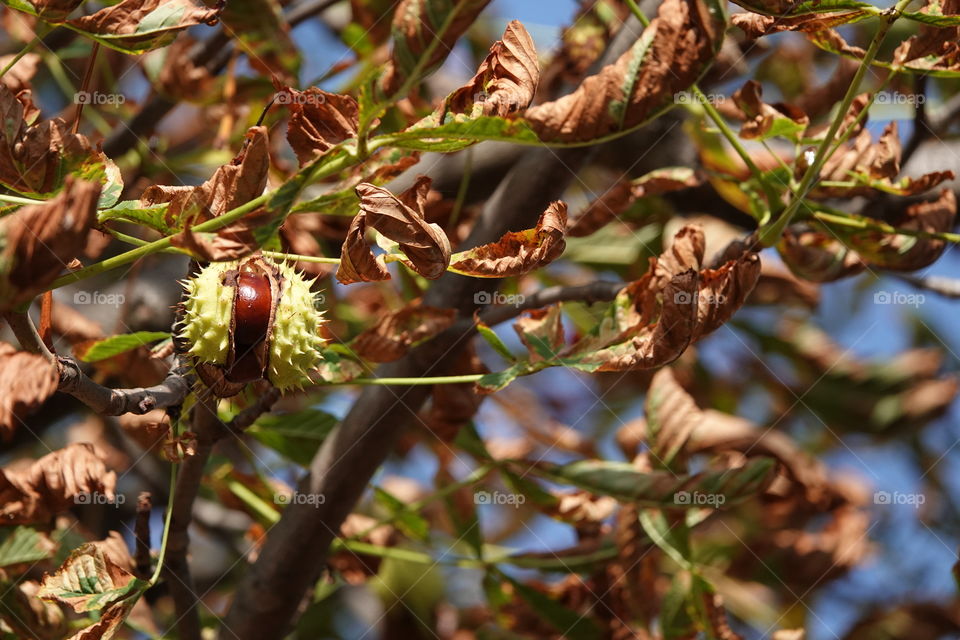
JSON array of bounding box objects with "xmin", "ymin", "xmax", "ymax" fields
[{"xmin": 224, "ymin": 265, "xmax": 276, "ymax": 384}]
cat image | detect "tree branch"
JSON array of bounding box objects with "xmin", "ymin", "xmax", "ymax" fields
[{"xmin": 56, "ymin": 357, "xmax": 192, "ymax": 415}]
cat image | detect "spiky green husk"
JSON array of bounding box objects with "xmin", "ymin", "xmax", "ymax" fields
[
  {"xmin": 268, "ymin": 260, "xmax": 325, "ymax": 390},
  {"xmin": 179, "ymin": 257, "xmax": 326, "ymax": 391},
  {"xmin": 180, "ymin": 261, "xmax": 234, "ymax": 365}
]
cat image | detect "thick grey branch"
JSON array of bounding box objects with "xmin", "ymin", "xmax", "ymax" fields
[{"xmin": 57, "ymin": 357, "xmax": 192, "ymax": 415}]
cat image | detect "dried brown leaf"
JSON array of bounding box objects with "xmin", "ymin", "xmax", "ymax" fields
[
  {"xmin": 0, "ymin": 342, "xmax": 59, "ymax": 440},
  {"xmin": 350, "ymin": 304, "xmax": 456, "ymax": 362},
  {"xmin": 0, "ymin": 176, "xmax": 101, "ymax": 309},
  {"xmin": 567, "ymin": 168, "xmax": 701, "ymax": 237},
  {"xmin": 441, "ymin": 20, "xmax": 539, "ymax": 118},
  {"xmin": 281, "ymin": 86, "xmax": 359, "ymax": 166},
  {"xmin": 777, "ymin": 227, "xmax": 866, "ymax": 282},
  {"xmin": 645, "ymin": 367, "xmax": 701, "ymax": 464},
  {"xmin": 525, "ymin": 0, "xmax": 723, "ymax": 143},
  {"xmin": 68, "ymin": 0, "xmax": 222, "ymax": 44},
  {"xmin": 0, "ymin": 443, "xmax": 116, "ymax": 524},
  {"xmin": 337, "ymin": 176, "xmax": 451, "ymax": 283},
  {"xmin": 732, "ymin": 10, "xmax": 869, "ymax": 38},
  {"xmin": 449, "ymin": 201, "xmax": 566, "ymax": 277},
  {"xmin": 0, "ymin": 88, "xmax": 94, "ymax": 197},
  {"xmin": 731, "ymin": 79, "xmax": 808, "ymax": 140},
  {"xmin": 140, "ymin": 125, "xmax": 269, "ymax": 227}
]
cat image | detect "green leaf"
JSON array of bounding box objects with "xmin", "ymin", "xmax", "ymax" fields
[
  {"xmin": 730, "ymin": 0, "xmax": 874, "ymax": 16},
  {"xmin": 373, "ymin": 487, "xmax": 430, "ymax": 541},
  {"xmin": 0, "ymin": 527, "xmax": 52, "ymax": 568},
  {"xmin": 528, "ymin": 458, "xmax": 777, "ymax": 507},
  {"xmin": 475, "ymin": 320, "xmax": 517, "ymax": 363},
  {"xmin": 99, "ymin": 201, "xmax": 172, "ymax": 234},
  {"xmin": 375, "ymin": 116, "xmax": 543, "ymax": 152},
  {"xmin": 76, "ymin": 331, "xmax": 170, "ymax": 362},
  {"xmin": 247, "ymin": 408, "xmax": 338, "ymax": 466}
]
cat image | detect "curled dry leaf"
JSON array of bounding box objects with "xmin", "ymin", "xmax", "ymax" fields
[
  {"xmin": 449, "ymin": 201, "xmax": 567, "ymax": 277},
  {"xmin": 0, "ymin": 443, "xmax": 117, "ymax": 524},
  {"xmin": 568, "ymin": 167, "xmax": 701, "ymax": 237},
  {"xmin": 0, "ymin": 579, "xmax": 67, "ymax": 640},
  {"xmin": 852, "ymin": 188, "xmax": 957, "ymax": 271},
  {"xmin": 439, "ymin": 20, "xmax": 539, "ymax": 119},
  {"xmin": 732, "ymin": 10, "xmax": 870, "ymax": 39},
  {"xmin": 0, "ymin": 88, "xmax": 95, "ymax": 197},
  {"xmin": 780, "ymin": 189, "xmax": 956, "ymax": 279},
  {"xmin": 514, "ymin": 305, "xmax": 565, "ymax": 362},
  {"xmin": 777, "ymin": 226, "xmax": 865, "ymax": 282},
  {"xmin": 67, "ymin": 0, "xmax": 223, "ymax": 53},
  {"xmin": 645, "ymin": 367, "xmax": 701, "ymax": 465},
  {"xmin": 336, "ymin": 176, "xmax": 451, "ymax": 283},
  {"xmin": 892, "ymin": 0, "xmax": 960, "ymax": 75},
  {"xmin": 809, "ymin": 122, "xmax": 953, "ymax": 198},
  {"xmin": 0, "ymin": 342, "xmax": 59, "ymax": 440},
  {"xmin": 141, "ymin": 125, "xmax": 269, "ymax": 227},
  {"xmin": 350, "ymin": 304, "xmax": 456, "ymax": 362},
  {"xmin": 380, "ymin": 0, "xmax": 494, "ymax": 95},
  {"xmin": 0, "ymin": 176, "xmax": 101, "ymax": 309},
  {"xmin": 730, "ymin": 79, "xmax": 808, "ymax": 141},
  {"xmin": 569, "ymin": 225, "xmax": 760, "ymax": 371},
  {"xmin": 524, "ymin": 0, "xmax": 724, "ymax": 143},
  {"xmin": 281, "ymin": 86, "xmax": 359, "ymax": 166},
  {"xmin": 170, "ymin": 206, "xmax": 275, "ymax": 261}
]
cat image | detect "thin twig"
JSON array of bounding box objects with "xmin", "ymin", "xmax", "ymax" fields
[
  {"xmin": 2, "ymin": 311, "xmax": 54, "ymax": 360},
  {"xmin": 135, "ymin": 492, "xmax": 153, "ymax": 580},
  {"xmin": 479, "ymin": 281, "xmax": 623, "ymax": 327},
  {"xmin": 896, "ymin": 274, "xmax": 960, "ymax": 299}
]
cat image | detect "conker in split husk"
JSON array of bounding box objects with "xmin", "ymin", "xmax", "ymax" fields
[{"xmin": 178, "ymin": 255, "xmax": 325, "ymax": 397}]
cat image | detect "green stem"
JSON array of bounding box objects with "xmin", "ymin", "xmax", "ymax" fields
[
  {"xmin": 0, "ymin": 193, "xmax": 44, "ymax": 206},
  {"xmin": 347, "ymin": 373, "xmax": 485, "ymax": 386},
  {"xmin": 261, "ymin": 251, "xmax": 341, "ymax": 264},
  {"xmin": 758, "ymin": 0, "xmax": 913, "ymax": 246},
  {"xmin": 811, "ymin": 209, "xmax": 960, "ymax": 244},
  {"xmin": 149, "ymin": 459, "xmax": 179, "ymax": 585},
  {"xmin": 0, "ymin": 33, "xmax": 43, "ymax": 79},
  {"xmin": 625, "ymin": 0, "xmax": 780, "ymax": 211}
]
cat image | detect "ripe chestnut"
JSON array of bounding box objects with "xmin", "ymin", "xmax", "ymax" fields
[{"xmin": 179, "ymin": 255, "xmax": 325, "ymax": 397}]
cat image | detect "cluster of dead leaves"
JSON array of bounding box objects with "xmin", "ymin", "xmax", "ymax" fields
[
  {"xmin": 524, "ymin": 0, "xmax": 725, "ymax": 143},
  {"xmin": 779, "ymin": 189, "xmax": 957, "ymax": 281},
  {"xmin": 566, "ymin": 225, "xmax": 761, "ymax": 372},
  {"xmin": 0, "ymin": 176, "xmax": 102, "ymax": 310},
  {"xmin": 0, "ymin": 443, "xmax": 116, "ymax": 524},
  {"xmin": 336, "ymin": 177, "xmax": 570, "ymax": 284}
]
